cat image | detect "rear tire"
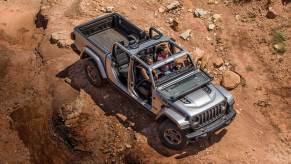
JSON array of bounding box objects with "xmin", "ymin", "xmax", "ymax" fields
[
  {"xmin": 83, "ymin": 59, "xmax": 102, "ymax": 87},
  {"xmin": 158, "ymin": 119, "xmax": 187, "ymax": 150}
]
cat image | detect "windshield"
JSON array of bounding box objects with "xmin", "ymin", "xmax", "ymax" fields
[
  {"xmin": 157, "ymin": 70, "xmax": 212, "ymax": 101},
  {"xmin": 153, "ymin": 54, "xmax": 195, "ymax": 85},
  {"xmin": 151, "ymin": 54, "xmax": 212, "ymax": 100}
]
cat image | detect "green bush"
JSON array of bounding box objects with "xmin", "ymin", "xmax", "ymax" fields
[
  {"xmin": 272, "ymin": 30, "xmax": 286, "ymax": 54},
  {"xmin": 272, "ymin": 31, "xmax": 286, "ymax": 44},
  {"xmin": 245, "ymin": 65, "xmax": 254, "ymax": 72}
]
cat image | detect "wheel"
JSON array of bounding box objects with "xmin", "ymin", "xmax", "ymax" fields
[
  {"xmin": 158, "ymin": 119, "xmax": 187, "ymax": 150},
  {"xmin": 83, "ymin": 59, "xmax": 102, "ymax": 87}
]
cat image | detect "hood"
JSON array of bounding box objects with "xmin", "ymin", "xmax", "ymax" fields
[{"xmin": 171, "ymin": 84, "xmax": 225, "ymax": 116}]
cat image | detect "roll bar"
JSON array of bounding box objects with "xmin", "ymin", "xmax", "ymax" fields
[{"xmin": 149, "ymin": 27, "xmax": 163, "ymax": 40}]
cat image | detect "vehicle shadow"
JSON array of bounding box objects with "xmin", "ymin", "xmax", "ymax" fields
[{"xmin": 56, "ymin": 59, "xmax": 228, "ymax": 159}]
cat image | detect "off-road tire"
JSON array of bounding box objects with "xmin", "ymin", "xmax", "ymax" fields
[
  {"xmin": 158, "ymin": 119, "xmax": 187, "ymax": 150},
  {"xmin": 83, "ymin": 58, "xmax": 102, "ymax": 87}
]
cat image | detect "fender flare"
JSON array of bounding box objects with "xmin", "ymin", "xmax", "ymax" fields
[
  {"xmin": 156, "ymin": 108, "xmax": 190, "ymax": 130},
  {"xmin": 215, "ymin": 85, "xmax": 234, "ymax": 105},
  {"xmin": 81, "ymin": 48, "xmax": 107, "ymax": 79}
]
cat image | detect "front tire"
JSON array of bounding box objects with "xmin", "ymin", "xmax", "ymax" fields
[
  {"xmin": 83, "ymin": 59, "xmax": 102, "ymax": 87},
  {"xmin": 158, "ymin": 119, "xmax": 187, "ymax": 150}
]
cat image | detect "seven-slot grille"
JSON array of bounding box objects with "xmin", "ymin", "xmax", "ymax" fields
[{"xmin": 196, "ymin": 102, "xmax": 226, "ymax": 128}]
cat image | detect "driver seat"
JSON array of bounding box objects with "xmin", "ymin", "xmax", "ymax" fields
[{"xmin": 115, "ymin": 49, "xmax": 129, "ymax": 80}]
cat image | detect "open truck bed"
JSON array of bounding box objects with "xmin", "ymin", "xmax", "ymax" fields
[
  {"xmin": 74, "ymin": 13, "xmax": 146, "ymax": 52},
  {"xmin": 88, "ymin": 28, "xmax": 128, "ymax": 50}
]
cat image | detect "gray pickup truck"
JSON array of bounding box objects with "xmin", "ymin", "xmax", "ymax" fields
[{"xmin": 71, "ymin": 13, "xmax": 236, "ymax": 149}]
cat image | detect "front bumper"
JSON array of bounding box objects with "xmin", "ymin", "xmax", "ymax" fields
[{"xmin": 185, "ymin": 108, "xmax": 236, "ymax": 139}]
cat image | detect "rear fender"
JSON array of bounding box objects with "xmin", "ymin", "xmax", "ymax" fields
[{"xmin": 81, "ymin": 48, "xmax": 107, "ymax": 79}]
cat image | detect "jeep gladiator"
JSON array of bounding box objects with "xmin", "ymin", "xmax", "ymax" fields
[{"xmin": 71, "ymin": 13, "xmax": 236, "ymax": 149}]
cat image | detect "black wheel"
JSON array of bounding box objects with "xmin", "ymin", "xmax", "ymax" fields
[
  {"xmin": 83, "ymin": 59, "xmax": 102, "ymax": 87},
  {"xmin": 158, "ymin": 119, "xmax": 187, "ymax": 150}
]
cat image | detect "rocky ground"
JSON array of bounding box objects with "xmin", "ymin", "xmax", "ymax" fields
[{"xmin": 0, "ymin": 0, "xmax": 290, "ymax": 163}]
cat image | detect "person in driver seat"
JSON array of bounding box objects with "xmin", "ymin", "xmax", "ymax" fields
[
  {"xmin": 138, "ymin": 57, "xmax": 158, "ymax": 82},
  {"xmin": 135, "ymin": 56, "xmax": 157, "ymax": 103}
]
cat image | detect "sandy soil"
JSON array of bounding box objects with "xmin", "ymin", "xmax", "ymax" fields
[{"xmin": 0, "ymin": 0, "xmax": 290, "ymax": 163}]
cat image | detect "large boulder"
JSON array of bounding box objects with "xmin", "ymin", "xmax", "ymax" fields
[
  {"xmin": 266, "ymin": 7, "xmax": 278, "ymax": 19},
  {"xmin": 50, "ymin": 31, "xmax": 72, "ymax": 48},
  {"xmin": 221, "ymin": 70, "xmax": 241, "ymax": 90}
]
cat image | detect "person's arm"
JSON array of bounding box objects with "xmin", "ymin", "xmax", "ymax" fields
[
  {"xmin": 141, "ymin": 68, "xmax": 150, "ymax": 81},
  {"xmin": 152, "ymin": 70, "xmax": 158, "ymax": 80}
]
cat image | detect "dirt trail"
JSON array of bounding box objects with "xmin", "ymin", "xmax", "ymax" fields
[{"xmin": 0, "ymin": 0, "xmax": 290, "ymax": 163}]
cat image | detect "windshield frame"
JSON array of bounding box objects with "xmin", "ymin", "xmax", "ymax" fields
[
  {"xmin": 151, "ymin": 52, "xmax": 197, "ymax": 86},
  {"xmin": 156, "ymin": 69, "xmax": 213, "ymax": 101}
]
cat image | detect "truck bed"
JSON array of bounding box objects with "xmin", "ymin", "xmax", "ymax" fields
[
  {"xmin": 75, "ymin": 13, "xmax": 146, "ymax": 53},
  {"xmin": 88, "ymin": 28, "xmax": 128, "ymax": 50}
]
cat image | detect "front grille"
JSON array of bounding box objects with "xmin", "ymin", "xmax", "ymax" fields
[{"xmin": 195, "ymin": 102, "xmax": 226, "ymax": 128}]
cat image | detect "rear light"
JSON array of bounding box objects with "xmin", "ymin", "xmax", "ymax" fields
[{"xmin": 71, "ymin": 32, "xmax": 76, "ymax": 40}]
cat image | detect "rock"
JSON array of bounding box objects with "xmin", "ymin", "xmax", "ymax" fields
[
  {"xmin": 64, "ymin": 77, "xmax": 72, "ymax": 84},
  {"xmin": 50, "ymin": 32, "xmax": 61, "ymax": 44},
  {"xmin": 194, "ymin": 8, "xmax": 208, "ymax": 18},
  {"xmin": 273, "ymin": 43, "xmax": 286, "ymax": 53},
  {"xmin": 193, "ymin": 47, "xmax": 210, "ymax": 68},
  {"xmin": 212, "ymin": 56, "xmax": 224, "ymax": 68},
  {"xmin": 212, "ymin": 14, "xmax": 222, "ymax": 22},
  {"xmin": 256, "ymin": 100, "xmax": 271, "ymax": 107},
  {"xmin": 166, "ymin": 18, "xmax": 174, "ymax": 23},
  {"xmin": 208, "ymin": 24, "xmax": 216, "ymax": 31},
  {"xmin": 180, "ymin": 29, "xmax": 191, "ymax": 40},
  {"xmin": 208, "ymin": 0, "xmax": 219, "ymax": 4},
  {"xmin": 266, "ymin": 7, "xmax": 277, "ymax": 19},
  {"xmin": 218, "ymin": 65, "xmax": 226, "ymax": 72},
  {"xmin": 65, "ymin": 117, "xmax": 79, "ymax": 127},
  {"xmin": 166, "ymin": 1, "xmax": 180, "ymax": 11},
  {"xmin": 222, "ymin": 70, "xmax": 241, "ymax": 90},
  {"xmin": 129, "ymin": 121, "xmax": 135, "ymax": 127},
  {"xmin": 235, "ymin": 14, "xmax": 240, "ymax": 21},
  {"xmin": 50, "ymin": 31, "xmax": 72, "ymax": 48},
  {"xmin": 125, "ymin": 143, "xmax": 132, "ymax": 149},
  {"xmin": 116, "ymin": 113, "xmax": 127, "ymax": 122},
  {"xmin": 106, "ymin": 6, "xmax": 114, "ymax": 13},
  {"xmin": 158, "ymin": 6, "xmax": 166, "ymax": 13},
  {"xmin": 66, "ymin": 112, "xmax": 79, "ymax": 120},
  {"xmin": 101, "ymin": 6, "xmax": 114, "ymax": 13},
  {"xmin": 170, "ymin": 20, "xmax": 179, "ymax": 31},
  {"xmin": 131, "ymin": 6, "xmax": 137, "ymax": 10}
]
